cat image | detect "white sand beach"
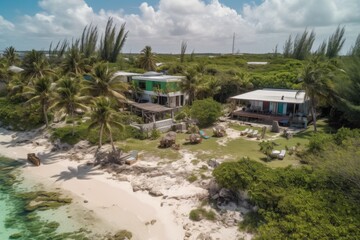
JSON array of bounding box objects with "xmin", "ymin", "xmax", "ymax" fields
[{"xmin": 0, "ymin": 127, "xmax": 251, "ymax": 240}]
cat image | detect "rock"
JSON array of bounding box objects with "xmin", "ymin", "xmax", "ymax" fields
[
  {"xmin": 207, "ymin": 159, "xmax": 220, "ymax": 168},
  {"xmin": 213, "ymin": 125, "xmax": 226, "ymax": 137},
  {"xmin": 271, "ymin": 120, "xmax": 280, "ymax": 133},
  {"xmin": 188, "ymin": 133, "xmax": 202, "ymax": 144},
  {"xmin": 149, "ymin": 189, "xmax": 163, "ymax": 197},
  {"xmin": 150, "ymin": 219, "xmax": 156, "ymax": 225},
  {"xmin": 185, "ymin": 232, "xmax": 192, "ymax": 238},
  {"xmin": 84, "ymin": 200, "xmax": 88, "ymax": 203},
  {"xmin": 159, "ymin": 131, "xmax": 177, "ymax": 148},
  {"xmin": 196, "ymin": 233, "xmax": 213, "ymax": 240}
]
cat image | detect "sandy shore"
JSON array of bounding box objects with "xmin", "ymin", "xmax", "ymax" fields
[
  {"xmin": 0, "ymin": 126, "xmax": 252, "ymax": 240},
  {"xmin": 0, "ymin": 128, "xmax": 183, "ymax": 240}
]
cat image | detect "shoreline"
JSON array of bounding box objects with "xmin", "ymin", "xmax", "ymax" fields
[
  {"xmin": 0, "ymin": 127, "xmax": 184, "ymax": 240},
  {"xmin": 0, "ymin": 127, "xmax": 251, "ymax": 240}
]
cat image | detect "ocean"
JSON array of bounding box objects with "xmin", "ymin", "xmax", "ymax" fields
[{"xmin": 0, "ymin": 156, "xmax": 93, "ymax": 240}]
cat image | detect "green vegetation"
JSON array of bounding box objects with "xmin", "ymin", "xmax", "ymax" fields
[
  {"xmin": 213, "ymin": 128, "xmax": 360, "ymax": 239},
  {"xmin": 190, "ymin": 98, "xmax": 222, "ymax": 127},
  {"xmin": 189, "ymin": 208, "xmax": 216, "ymax": 221}
]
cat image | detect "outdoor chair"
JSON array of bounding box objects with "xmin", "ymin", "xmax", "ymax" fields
[{"xmin": 278, "ymin": 150, "xmax": 286, "ymax": 160}]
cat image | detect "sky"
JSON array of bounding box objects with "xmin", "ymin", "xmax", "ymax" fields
[{"xmin": 0, "ymin": 0, "xmax": 359, "ymax": 54}]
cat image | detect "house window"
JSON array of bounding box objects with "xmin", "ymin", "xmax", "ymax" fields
[
  {"xmin": 153, "ymin": 82, "xmax": 161, "ymax": 90},
  {"xmin": 138, "ymin": 81, "xmax": 146, "ymax": 90}
]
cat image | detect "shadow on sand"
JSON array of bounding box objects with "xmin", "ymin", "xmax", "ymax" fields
[{"xmin": 51, "ymin": 164, "xmax": 103, "ymax": 182}]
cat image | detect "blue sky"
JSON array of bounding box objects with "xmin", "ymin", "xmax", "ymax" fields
[{"xmin": 0, "ymin": 0, "xmax": 359, "ymax": 53}]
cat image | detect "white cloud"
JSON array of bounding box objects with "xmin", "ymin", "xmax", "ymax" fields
[
  {"xmin": 0, "ymin": 0, "xmax": 359, "ymax": 53},
  {"xmin": 0, "ymin": 16, "xmax": 15, "ymax": 32},
  {"xmin": 243, "ymin": 0, "xmax": 360, "ymax": 32}
]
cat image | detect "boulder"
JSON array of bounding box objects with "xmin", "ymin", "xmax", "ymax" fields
[
  {"xmin": 188, "ymin": 133, "xmax": 202, "ymax": 144},
  {"xmin": 213, "ymin": 125, "xmax": 226, "ymax": 137},
  {"xmin": 271, "ymin": 120, "xmax": 280, "ymax": 133},
  {"xmin": 159, "ymin": 131, "xmax": 176, "ymax": 148},
  {"xmin": 27, "ymin": 153, "xmax": 41, "ymax": 166}
]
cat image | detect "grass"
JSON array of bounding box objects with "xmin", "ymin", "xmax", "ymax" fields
[{"xmin": 116, "ymin": 119, "xmax": 333, "ymax": 169}]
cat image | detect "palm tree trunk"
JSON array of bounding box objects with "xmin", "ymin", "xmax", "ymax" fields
[
  {"xmin": 42, "ymin": 103, "xmax": 49, "ymax": 128},
  {"xmin": 99, "ymin": 123, "xmax": 104, "ymax": 148},
  {"xmin": 109, "ymin": 129, "xmax": 115, "ymax": 152},
  {"xmin": 311, "ymin": 106, "xmax": 317, "ymax": 132},
  {"xmin": 71, "ymin": 111, "xmax": 75, "ymax": 136}
]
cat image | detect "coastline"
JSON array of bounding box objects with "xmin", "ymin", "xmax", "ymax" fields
[{"xmin": 0, "ymin": 127, "xmax": 183, "ymax": 240}]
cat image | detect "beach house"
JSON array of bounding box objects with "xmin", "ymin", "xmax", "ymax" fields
[
  {"xmin": 231, "ymin": 88, "xmax": 310, "ymax": 127},
  {"xmin": 131, "ymin": 72, "xmax": 186, "ymax": 108}
]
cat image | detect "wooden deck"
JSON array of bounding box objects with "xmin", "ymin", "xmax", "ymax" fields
[{"xmin": 232, "ymin": 110, "xmax": 290, "ymax": 123}]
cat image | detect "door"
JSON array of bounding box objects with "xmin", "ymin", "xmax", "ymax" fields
[
  {"xmin": 263, "ymin": 101, "xmax": 270, "ymax": 112},
  {"xmin": 277, "ymin": 103, "xmax": 284, "ymax": 115}
]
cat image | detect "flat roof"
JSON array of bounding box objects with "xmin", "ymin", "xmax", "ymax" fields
[
  {"xmin": 113, "ymin": 71, "xmax": 141, "ymax": 77},
  {"xmin": 231, "ymin": 89, "xmax": 307, "ymax": 104},
  {"xmin": 129, "ymin": 102, "xmax": 173, "ymax": 113},
  {"xmin": 132, "ymin": 74, "xmax": 184, "ymax": 83}
]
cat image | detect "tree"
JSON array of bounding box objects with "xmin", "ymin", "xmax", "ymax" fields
[
  {"xmin": 315, "ymin": 41, "xmax": 327, "ymax": 56},
  {"xmin": 51, "ymin": 77, "xmax": 87, "ymax": 135},
  {"xmin": 283, "ymin": 35, "xmax": 293, "ymax": 58},
  {"xmin": 179, "ymin": 68, "xmax": 199, "ymax": 105},
  {"xmin": 48, "ymin": 39, "xmax": 69, "ymax": 65},
  {"xmin": 138, "ymin": 46, "xmax": 156, "ymax": 71},
  {"xmin": 62, "ymin": 44, "xmax": 86, "ymax": 76},
  {"xmin": 99, "ymin": 17, "xmax": 128, "ymax": 63},
  {"xmin": 190, "ymin": 98, "xmax": 222, "ymax": 127},
  {"xmin": 350, "ymin": 33, "xmax": 360, "ymax": 57},
  {"xmin": 292, "ymin": 29, "xmax": 316, "ymax": 60},
  {"xmin": 23, "ymin": 78, "xmax": 52, "ymax": 128},
  {"xmin": 326, "ymin": 26, "xmax": 346, "ymax": 59},
  {"xmin": 80, "ymin": 24, "xmax": 98, "ymax": 58},
  {"xmin": 84, "ymin": 63, "xmax": 128, "ymax": 101},
  {"xmin": 22, "ymin": 50, "xmax": 53, "ymax": 84},
  {"xmin": 3, "ymin": 46, "xmax": 19, "ymax": 66},
  {"xmin": 297, "ymin": 57, "xmax": 336, "ymax": 132},
  {"xmin": 180, "ymin": 40, "xmax": 187, "ymax": 63},
  {"xmin": 88, "ymin": 96, "xmax": 124, "ymax": 151}
]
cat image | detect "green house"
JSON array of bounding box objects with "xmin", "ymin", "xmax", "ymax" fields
[{"xmin": 132, "ymin": 72, "xmax": 186, "ymax": 107}]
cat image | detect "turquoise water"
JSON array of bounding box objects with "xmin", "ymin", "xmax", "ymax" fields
[{"xmin": 0, "ymin": 157, "xmax": 92, "ymax": 240}]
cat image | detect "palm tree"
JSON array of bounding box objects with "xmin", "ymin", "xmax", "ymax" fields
[
  {"xmin": 62, "ymin": 45, "xmax": 86, "ymax": 76},
  {"xmin": 22, "ymin": 50, "xmax": 54, "ymax": 84},
  {"xmin": 3, "ymin": 46, "xmax": 20, "ymax": 66},
  {"xmin": 99, "ymin": 18, "xmax": 128, "ymax": 63},
  {"xmin": 51, "ymin": 77, "xmax": 87, "ymax": 135},
  {"xmin": 138, "ymin": 46, "xmax": 156, "ymax": 71},
  {"xmin": 297, "ymin": 58, "xmax": 336, "ymax": 132},
  {"xmin": 88, "ymin": 96, "xmax": 124, "ymax": 151},
  {"xmin": 23, "ymin": 78, "xmax": 52, "ymax": 128},
  {"xmin": 84, "ymin": 63, "xmax": 128, "ymax": 101},
  {"xmin": 179, "ymin": 68, "xmax": 199, "ymax": 105}
]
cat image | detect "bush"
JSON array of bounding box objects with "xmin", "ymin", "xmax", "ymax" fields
[
  {"xmin": 189, "ymin": 208, "xmax": 217, "ymax": 221},
  {"xmin": 150, "ymin": 128, "xmax": 161, "ymax": 140},
  {"xmin": 307, "ymin": 133, "xmax": 332, "ymax": 153},
  {"xmin": 190, "ymin": 98, "xmax": 222, "ymax": 127},
  {"xmin": 0, "ymin": 98, "xmax": 43, "ymax": 130}
]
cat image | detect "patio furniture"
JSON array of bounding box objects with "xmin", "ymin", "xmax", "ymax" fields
[{"xmin": 278, "ymin": 150, "xmax": 286, "ymax": 160}]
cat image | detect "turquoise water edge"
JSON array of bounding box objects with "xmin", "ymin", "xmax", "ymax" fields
[{"xmin": 0, "ymin": 156, "xmax": 92, "ymax": 240}]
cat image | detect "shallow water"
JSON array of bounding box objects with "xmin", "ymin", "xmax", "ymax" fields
[{"xmin": 0, "ymin": 156, "xmax": 93, "ymax": 240}]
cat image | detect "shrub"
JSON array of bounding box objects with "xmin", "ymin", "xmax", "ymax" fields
[
  {"xmin": 307, "ymin": 133, "xmax": 332, "ymax": 153},
  {"xmin": 187, "ymin": 174, "xmax": 198, "ymax": 183},
  {"xmin": 0, "ymin": 98, "xmax": 43, "ymax": 130},
  {"xmin": 190, "ymin": 98, "xmax": 222, "ymax": 127},
  {"xmin": 189, "ymin": 208, "xmax": 217, "ymax": 221},
  {"xmin": 150, "ymin": 128, "xmax": 161, "ymax": 140}
]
